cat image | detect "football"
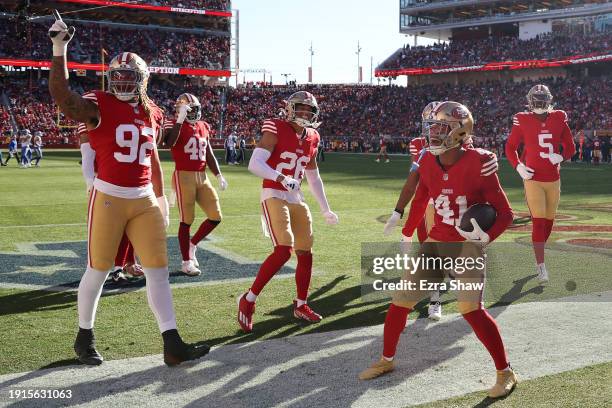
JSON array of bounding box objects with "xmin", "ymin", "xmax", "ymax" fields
[{"xmin": 459, "ymin": 203, "xmax": 497, "ymax": 232}]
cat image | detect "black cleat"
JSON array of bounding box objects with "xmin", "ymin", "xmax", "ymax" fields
[
  {"xmin": 162, "ymin": 329, "xmax": 210, "ymax": 366},
  {"xmin": 74, "ymin": 328, "xmax": 103, "ymax": 365}
]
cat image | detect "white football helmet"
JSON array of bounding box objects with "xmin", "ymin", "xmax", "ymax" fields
[
  {"xmin": 285, "ymin": 91, "xmax": 321, "ymax": 129},
  {"xmin": 107, "ymin": 52, "xmax": 149, "ymax": 102},
  {"xmin": 527, "ymin": 84, "xmax": 553, "ymax": 115},
  {"xmin": 175, "ymin": 93, "xmax": 202, "ymax": 124}
]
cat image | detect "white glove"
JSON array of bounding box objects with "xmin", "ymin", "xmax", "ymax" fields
[
  {"xmin": 280, "ymin": 176, "xmax": 300, "ymax": 192},
  {"xmin": 455, "ymin": 218, "xmax": 490, "ymax": 244},
  {"xmin": 48, "ymin": 19, "xmax": 75, "ymax": 57},
  {"xmin": 548, "ymin": 153, "xmax": 564, "ymax": 165},
  {"xmin": 157, "ymin": 195, "xmax": 170, "ymax": 229},
  {"xmin": 322, "ymin": 210, "xmax": 339, "ymax": 225},
  {"xmin": 176, "ymin": 104, "xmax": 191, "ymax": 124},
  {"xmin": 216, "ymin": 173, "xmax": 228, "ymax": 191},
  {"xmin": 516, "ymin": 163, "xmax": 535, "ymax": 180},
  {"xmin": 383, "ymin": 210, "xmax": 402, "ymax": 236}
]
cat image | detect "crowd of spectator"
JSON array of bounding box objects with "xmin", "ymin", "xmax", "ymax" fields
[
  {"xmin": 1, "ymin": 74, "xmax": 609, "ymax": 158},
  {"xmin": 0, "ymin": 19, "xmax": 230, "ymax": 70},
  {"xmin": 380, "ymin": 29, "xmax": 611, "ymax": 70},
  {"xmin": 113, "ymin": 0, "xmax": 230, "ymax": 10}
]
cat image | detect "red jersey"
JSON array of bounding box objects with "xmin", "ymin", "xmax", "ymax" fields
[
  {"xmin": 165, "ymin": 119, "xmax": 211, "ymax": 172},
  {"xmin": 261, "ymin": 119, "xmax": 320, "ymax": 191},
  {"xmin": 380, "ymin": 139, "xmax": 386, "ymax": 148},
  {"xmin": 506, "ymin": 110, "xmax": 575, "ymax": 182},
  {"xmin": 403, "ymin": 148, "xmax": 513, "ymax": 242},
  {"xmin": 84, "ymin": 91, "xmax": 163, "ymax": 188},
  {"xmin": 409, "ymin": 137, "xmax": 427, "ymax": 161}
]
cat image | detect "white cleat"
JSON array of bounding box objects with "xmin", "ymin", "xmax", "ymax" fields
[
  {"xmin": 385, "ymin": 159, "xmax": 390, "ymax": 163},
  {"xmin": 189, "ymin": 243, "xmax": 199, "ymax": 267},
  {"xmin": 428, "ymin": 302, "xmax": 442, "ymax": 321},
  {"xmin": 181, "ymin": 260, "xmax": 201, "ymax": 276},
  {"xmin": 536, "ymin": 263, "xmax": 549, "ymax": 283},
  {"xmin": 375, "ymin": 159, "xmax": 380, "ymax": 163}
]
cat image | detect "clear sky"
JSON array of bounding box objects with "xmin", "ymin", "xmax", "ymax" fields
[{"xmin": 231, "ymin": 0, "xmax": 435, "ymax": 85}]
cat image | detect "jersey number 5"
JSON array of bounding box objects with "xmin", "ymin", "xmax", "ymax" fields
[
  {"xmin": 538, "ymin": 133, "xmax": 554, "ymax": 159},
  {"xmin": 276, "ymin": 152, "xmax": 310, "ymax": 180},
  {"xmin": 434, "ymin": 194, "xmax": 467, "ymax": 226},
  {"xmin": 114, "ymin": 124, "xmax": 155, "ymax": 166}
]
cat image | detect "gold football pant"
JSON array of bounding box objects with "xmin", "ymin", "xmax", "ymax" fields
[
  {"xmin": 87, "ymin": 189, "xmax": 167, "ymax": 271},
  {"xmin": 425, "ymin": 203, "xmax": 435, "ymax": 234},
  {"xmin": 524, "ymin": 179, "xmax": 560, "ymax": 219},
  {"xmin": 173, "ymin": 170, "xmax": 222, "ymax": 225},
  {"xmin": 261, "ymin": 198, "xmax": 313, "ymax": 251},
  {"xmin": 392, "ymin": 238, "xmax": 485, "ymax": 315}
]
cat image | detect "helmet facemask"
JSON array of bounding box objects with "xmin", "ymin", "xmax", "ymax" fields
[
  {"xmin": 288, "ymin": 103, "xmax": 320, "ymax": 129},
  {"xmin": 108, "ymin": 68, "xmax": 144, "ymax": 102},
  {"xmin": 422, "ymin": 101, "xmax": 473, "ymax": 156},
  {"xmin": 185, "ymin": 104, "xmax": 202, "ymax": 124},
  {"xmin": 527, "ymin": 85, "xmax": 553, "ymax": 115},
  {"xmin": 423, "ymin": 120, "xmax": 455, "ymax": 156}
]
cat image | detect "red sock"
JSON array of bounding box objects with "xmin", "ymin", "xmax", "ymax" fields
[
  {"xmin": 383, "ymin": 303, "xmax": 411, "ymax": 359},
  {"xmin": 125, "ymin": 241, "xmax": 135, "ymax": 264},
  {"xmin": 463, "ymin": 309, "xmax": 509, "ymax": 370},
  {"xmin": 190, "ymin": 219, "xmax": 220, "ymax": 246},
  {"xmin": 114, "ymin": 233, "xmax": 130, "ymax": 268},
  {"xmin": 295, "ymin": 251, "xmax": 313, "ymax": 301},
  {"xmin": 544, "ymin": 218, "xmax": 554, "ymax": 242},
  {"xmin": 531, "ymin": 217, "xmax": 548, "ymax": 264},
  {"xmin": 250, "ymin": 245, "xmax": 292, "ymax": 295},
  {"xmin": 178, "ymin": 222, "xmax": 191, "ymax": 261},
  {"xmin": 416, "ymin": 218, "xmax": 428, "ymax": 243}
]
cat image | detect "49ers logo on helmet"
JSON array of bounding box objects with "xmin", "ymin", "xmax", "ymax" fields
[{"xmin": 451, "ymin": 106, "xmax": 469, "ymax": 120}]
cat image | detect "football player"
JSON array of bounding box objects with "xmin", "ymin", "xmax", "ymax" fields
[
  {"xmin": 361, "ymin": 101, "xmax": 517, "ymax": 399},
  {"xmin": 20, "ymin": 129, "xmax": 31, "ymax": 168},
  {"xmin": 31, "ymin": 131, "xmax": 43, "ymax": 167},
  {"xmin": 3, "ymin": 133, "xmax": 19, "ymax": 165},
  {"xmin": 49, "ymin": 16, "xmax": 208, "ymax": 366},
  {"xmin": 505, "ymin": 85, "xmax": 575, "ymax": 283},
  {"xmin": 164, "ymin": 93, "xmax": 228, "ymax": 276},
  {"xmin": 376, "ymin": 136, "xmax": 390, "ymax": 163},
  {"xmin": 383, "ymin": 102, "xmax": 443, "ymax": 320},
  {"xmin": 79, "ymin": 124, "xmax": 144, "ymax": 282},
  {"xmin": 237, "ymin": 91, "xmax": 338, "ymax": 332}
]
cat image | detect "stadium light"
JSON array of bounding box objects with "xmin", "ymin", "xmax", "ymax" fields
[{"xmin": 356, "ymin": 41, "xmax": 362, "ymax": 83}]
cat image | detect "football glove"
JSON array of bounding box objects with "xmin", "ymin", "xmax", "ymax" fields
[
  {"xmin": 322, "ymin": 210, "xmax": 339, "ymax": 225},
  {"xmin": 548, "ymin": 153, "xmax": 564, "ymax": 165},
  {"xmin": 176, "ymin": 104, "xmax": 191, "ymax": 124},
  {"xmin": 516, "ymin": 163, "xmax": 535, "ymax": 180},
  {"xmin": 455, "ymin": 218, "xmax": 490, "ymax": 244},
  {"xmin": 49, "ymin": 18, "xmax": 75, "ymax": 57},
  {"xmin": 216, "ymin": 174, "xmax": 228, "ymax": 191},
  {"xmin": 157, "ymin": 195, "xmax": 170, "ymax": 229},
  {"xmin": 383, "ymin": 210, "xmax": 402, "ymax": 236},
  {"xmin": 280, "ymin": 176, "xmax": 300, "ymax": 192}
]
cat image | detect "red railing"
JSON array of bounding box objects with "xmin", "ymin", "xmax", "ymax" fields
[{"xmin": 57, "ymin": 0, "xmax": 232, "ymax": 17}]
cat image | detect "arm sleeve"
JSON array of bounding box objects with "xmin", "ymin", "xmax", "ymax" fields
[
  {"xmin": 248, "ymin": 147, "xmax": 282, "ymax": 181},
  {"xmin": 559, "ymin": 113, "xmax": 576, "ymax": 160},
  {"xmin": 481, "ymin": 173, "xmax": 513, "ymax": 242},
  {"xmin": 401, "ymin": 181, "xmax": 430, "ymax": 237},
  {"xmin": 305, "ymin": 168, "xmax": 330, "ymax": 212},
  {"xmin": 80, "ymin": 142, "xmax": 96, "ymax": 187},
  {"xmin": 505, "ymin": 115, "xmax": 523, "ymax": 169}
]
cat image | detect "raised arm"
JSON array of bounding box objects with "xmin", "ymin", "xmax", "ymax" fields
[{"xmin": 48, "ymin": 16, "xmax": 99, "ymax": 128}]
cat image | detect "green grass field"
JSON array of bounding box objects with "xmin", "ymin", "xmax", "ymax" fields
[{"xmin": 0, "ymin": 150, "xmax": 610, "ymax": 405}]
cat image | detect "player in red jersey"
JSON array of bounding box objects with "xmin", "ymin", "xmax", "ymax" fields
[
  {"xmin": 592, "ymin": 137, "xmax": 602, "ymax": 165},
  {"xmin": 237, "ymin": 91, "xmax": 338, "ymax": 332},
  {"xmin": 164, "ymin": 93, "xmax": 227, "ymax": 276},
  {"xmin": 376, "ymin": 137, "xmax": 390, "ymax": 163},
  {"xmin": 78, "ymin": 124, "xmax": 143, "ymax": 282},
  {"xmin": 49, "ymin": 15, "xmax": 208, "ymax": 366},
  {"xmin": 361, "ymin": 101, "xmax": 517, "ymax": 399},
  {"xmin": 505, "ymin": 84, "xmax": 575, "ymax": 283}
]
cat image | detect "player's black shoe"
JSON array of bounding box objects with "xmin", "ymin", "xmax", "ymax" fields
[
  {"xmin": 74, "ymin": 328, "xmax": 103, "ymax": 365},
  {"xmin": 162, "ymin": 329, "xmax": 210, "ymax": 366}
]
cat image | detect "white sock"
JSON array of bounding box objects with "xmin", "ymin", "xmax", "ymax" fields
[
  {"xmin": 502, "ymin": 365, "xmax": 511, "ymax": 372},
  {"xmin": 296, "ymin": 299, "xmax": 307, "ymax": 308},
  {"xmin": 382, "ymin": 356, "xmax": 394, "ymax": 362},
  {"xmin": 143, "ymin": 267, "xmax": 177, "ymax": 333},
  {"xmin": 246, "ymin": 290, "xmax": 257, "ymax": 303},
  {"xmin": 77, "ymin": 266, "xmax": 109, "ymax": 329}
]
